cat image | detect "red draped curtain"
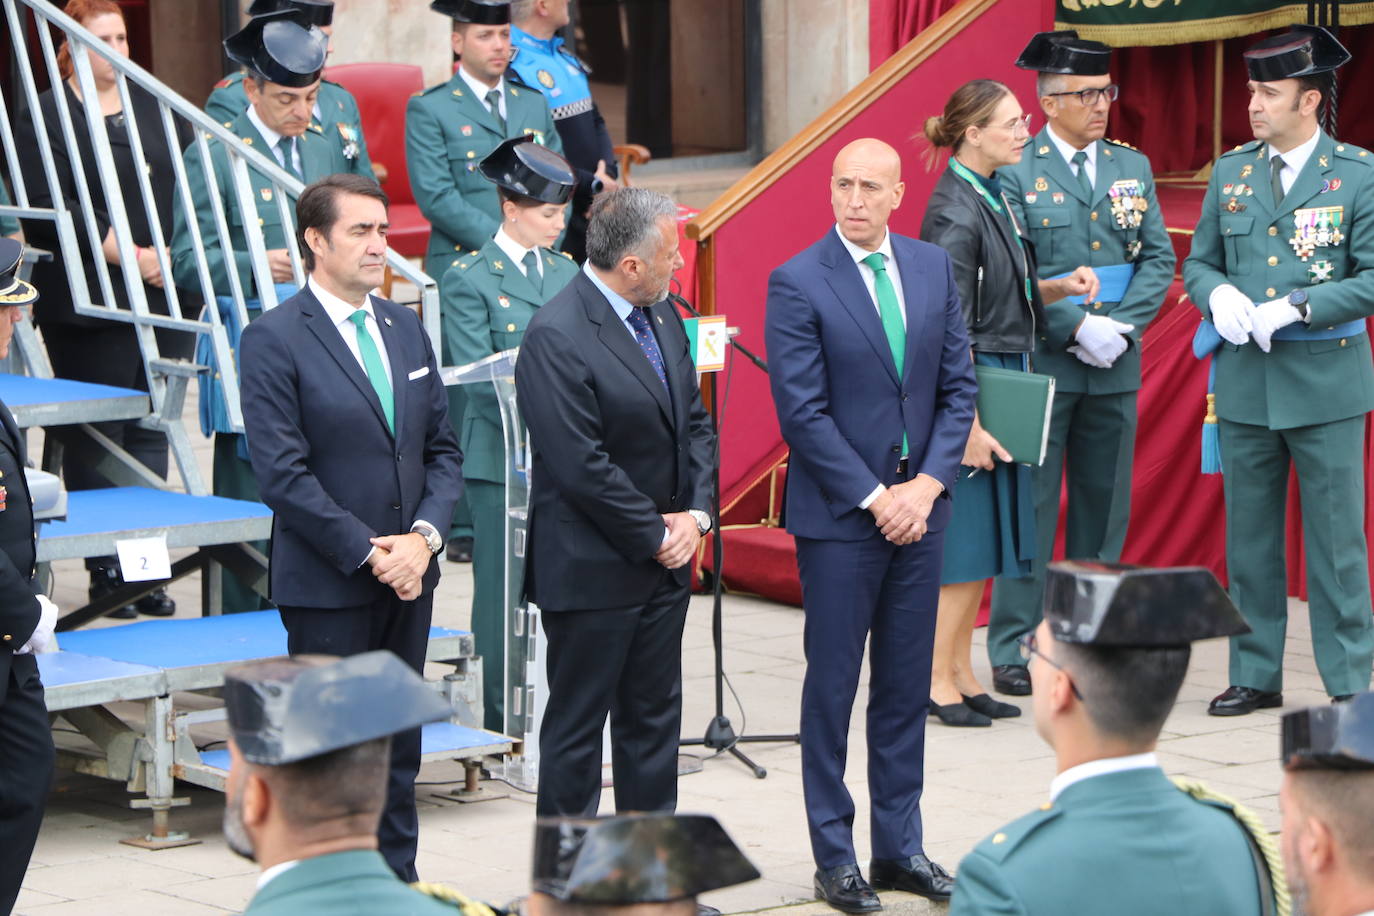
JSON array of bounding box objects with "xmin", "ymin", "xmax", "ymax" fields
[{"xmin": 869, "ymin": 0, "xmax": 965, "ymax": 69}]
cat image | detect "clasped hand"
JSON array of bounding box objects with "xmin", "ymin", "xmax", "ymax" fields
[
  {"xmin": 368, "ymin": 532, "xmax": 432, "ymax": 601},
  {"xmin": 1071, "ymin": 315, "xmax": 1135, "ymax": 368},
  {"xmin": 869, "ymin": 476, "xmax": 942, "ymax": 546},
  {"xmin": 655, "ymin": 512, "xmax": 701, "ymax": 570}
]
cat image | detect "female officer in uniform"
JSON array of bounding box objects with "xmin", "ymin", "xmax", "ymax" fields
[{"xmin": 441, "ymin": 136, "xmax": 578, "ymax": 733}]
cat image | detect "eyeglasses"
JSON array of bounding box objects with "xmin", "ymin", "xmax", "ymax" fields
[
  {"xmin": 1018, "ymin": 632, "xmax": 1084, "ymax": 701},
  {"xmin": 1046, "ymin": 84, "xmax": 1120, "ymax": 107},
  {"xmin": 995, "ymin": 112, "xmax": 1034, "ymax": 136}
]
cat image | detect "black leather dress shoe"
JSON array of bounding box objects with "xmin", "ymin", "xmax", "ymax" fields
[
  {"xmin": 869, "ymin": 854, "xmax": 954, "ymax": 902},
  {"xmin": 992, "ymin": 664, "xmax": 1031, "ymax": 696},
  {"xmin": 89, "ymin": 562, "xmax": 136, "ymax": 619},
  {"xmin": 136, "ymin": 587, "xmax": 176, "ymax": 617},
  {"xmin": 814, "ymin": 863, "xmax": 881, "ymax": 914},
  {"xmin": 446, "ymin": 536, "xmax": 474, "ymax": 563},
  {"xmin": 928, "ymin": 699, "xmax": 991, "ymax": 727},
  {"xmin": 1208, "ymin": 685, "xmax": 1282, "ymax": 716},
  {"xmin": 963, "ymin": 693, "xmax": 1022, "ymax": 718}
]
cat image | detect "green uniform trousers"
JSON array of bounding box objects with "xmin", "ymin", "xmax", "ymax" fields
[
  {"xmin": 1220, "ymin": 415, "xmax": 1374, "ymax": 696},
  {"xmin": 466, "ymin": 477, "xmax": 506, "ymax": 733},
  {"xmin": 212, "ymin": 433, "xmax": 269, "ymax": 614},
  {"xmin": 988, "ymin": 390, "xmax": 1136, "ymax": 667}
]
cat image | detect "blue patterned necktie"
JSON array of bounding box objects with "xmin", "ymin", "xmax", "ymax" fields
[{"xmin": 626, "ymin": 307, "xmax": 669, "ymax": 395}]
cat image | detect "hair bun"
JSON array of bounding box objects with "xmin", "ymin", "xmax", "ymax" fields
[{"xmin": 923, "ymin": 115, "xmax": 952, "ymax": 148}]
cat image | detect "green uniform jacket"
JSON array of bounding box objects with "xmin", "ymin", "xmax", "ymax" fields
[
  {"xmin": 243, "ymin": 850, "xmax": 467, "ymax": 915},
  {"xmin": 442, "ymin": 239, "xmax": 578, "ymax": 482},
  {"xmin": 1183, "ymin": 132, "xmax": 1374, "ymax": 429},
  {"xmin": 950, "ymin": 768, "xmax": 1269, "ymax": 916},
  {"xmin": 405, "ymin": 72, "xmax": 563, "ymax": 273},
  {"xmin": 1001, "ymin": 130, "xmax": 1175, "ymax": 394},
  {"xmin": 170, "ymin": 109, "xmax": 341, "ymax": 299},
  {"xmin": 204, "ymin": 73, "xmax": 375, "ymax": 180}
]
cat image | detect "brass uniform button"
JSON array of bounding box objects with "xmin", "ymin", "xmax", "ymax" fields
[
  {"xmin": 992, "ymin": 832, "xmax": 1007, "ymax": 845},
  {"xmin": 1267, "ymin": 256, "xmax": 1279, "ymax": 266},
  {"xmin": 506, "ymin": 323, "xmax": 516, "ymax": 332},
  {"xmin": 1093, "ymin": 302, "xmax": 1103, "ymax": 309},
  {"xmin": 1041, "ymin": 218, "xmax": 1050, "ymax": 227},
  {"xmin": 1341, "ymin": 339, "xmax": 1348, "ymax": 347},
  {"xmin": 1268, "ymin": 226, "xmax": 1279, "ymax": 236},
  {"xmin": 1090, "ymin": 211, "xmax": 1098, "ymax": 221},
  {"xmin": 1265, "ymin": 287, "xmax": 1276, "ymax": 297},
  {"xmin": 1091, "ymin": 240, "xmax": 1101, "ymax": 251},
  {"xmin": 1040, "ymin": 803, "xmax": 1052, "ymax": 811}
]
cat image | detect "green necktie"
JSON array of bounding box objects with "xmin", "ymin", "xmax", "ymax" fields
[
  {"xmin": 1270, "ymin": 153, "xmax": 1286, "ymax": 208},
  {"xmin": 862, "ymin": 252, "xmax": 908, "ymax": 458},
  {"xmin": 486, "ymin": 89, "xmax": 506, "ymax": 133},
  {"xmin": 349, "ymin": 309, "xmax": 394, "ymax": 434},
  {"xmin": 522, "ymin": 249, "xmax": 543, "ymax": 296},
  {"xmin": 1071, "ymin": 150, "xmax": 1093, "ymax": 199},
  {"xmin": 276, "ymin": 137, "xmax": 303, "ymax": 182}
]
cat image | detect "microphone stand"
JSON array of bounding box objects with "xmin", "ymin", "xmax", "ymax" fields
[{"xmin": 669, "ymin": 291, "xmax": 798, "ymax": 779}]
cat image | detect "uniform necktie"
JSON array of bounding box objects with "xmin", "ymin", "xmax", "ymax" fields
[
  {"xmin": 862, "ymin": 251, "xmax": 908, "ymax": 458},
  {"xmin": 348, "ymin": 309, "xmax": 394, "ymax": 434},
  {"xmin": 1270, "ymin": 154, "xmax": 1286, "ymax": 208},
  {"xmin": 486, "ymin": 89, "xmax": 506, "ymax": 133},
  {"xmin": 522, "ymin": 249, "xmax": 543, "ymax": 296},
  {"xmin": 276, "ymin": 137, "xmax": 303, "ymax": 182},
  {"xmin": 1071, "ymin": 150, "xmax": 1093, "ymax": 199},
  {"xmin": 625, "ymin": 307, "xmax": 669, "ymax": 395}
]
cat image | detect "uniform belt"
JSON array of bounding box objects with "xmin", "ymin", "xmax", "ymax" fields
[
  {"xmin": 1050, "ymin": 262, "xmax": 1135, "ymax": 306},
  {"xmin": 1271, "ymin": 317, "xmax": 1366, "ymax": 342}
]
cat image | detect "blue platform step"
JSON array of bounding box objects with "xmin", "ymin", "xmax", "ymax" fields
[{"xmin": 0, "ymin": 372, "xmax": 148, "ymax": 428}]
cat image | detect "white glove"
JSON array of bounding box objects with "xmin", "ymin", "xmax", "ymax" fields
[
  {"xmin": 1250, "ymin": 297, "xmax": 1303, "ymax": 353},
  {"xmin": 18, "ymin": 594, "xmax": 58, "ymax": 655},
  {"xmin": 1208, "ymin": 284, "xmax": 1255, "ymax": 346},
  {"xmin": 1067, "ymin": 345, "xmax": 1112, "ymax": 369},
  {"xmin": 1074, "ymin": 315, "xmax": 1135, "ymax": 366}
]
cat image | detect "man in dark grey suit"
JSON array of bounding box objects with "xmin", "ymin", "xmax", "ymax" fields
[
  {"xmin": 239, "ymin": 174, "xmax": 462, "ymax": 882},
  {"xmin": 516, "ymin": 188, "xmax": 715, "ymax": 819}
]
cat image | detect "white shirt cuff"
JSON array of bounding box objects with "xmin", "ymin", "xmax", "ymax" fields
[{"xmin": 858, "ymin": 484, "xmax": 885, "ymax": 510}]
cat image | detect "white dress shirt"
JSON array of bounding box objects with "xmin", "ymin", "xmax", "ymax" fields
[
  {"xmin": 458, "ymin": 67, "xmax": 508, "ymax": 120},
  {"xmin": 309, "ymin": 276, "xmax": 392, "ymax": 388},
  {"xmin": 1269, "ymin": 128, "xmax": 1322, "ymax": 196},
  {"xmin": 493, "ymin": 227, "xmax": 543, "ymax": 282},
  {"xmin": 1047, "ymin": 122, "xmax": 1098, "ymax": 189},
  {"xmin": 1049, "ymin": 752, "xmax": 1159, "ymax": 802},
  {"xmin": 246, "ymin": 105, "xmax": 302, "ymax": 177},
  {"xmin": 256, "ymin": 859, "xmax": 300, "ymax": 891}
]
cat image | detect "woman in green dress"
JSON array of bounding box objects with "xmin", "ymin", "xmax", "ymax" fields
[{"xmin": 440, "ymin": 136, "xmax": 579, "ymax": 733}]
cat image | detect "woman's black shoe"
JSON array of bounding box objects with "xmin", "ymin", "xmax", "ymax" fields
[
  {"xmin": 962, "ymin": 693, "xmax": 1021, "ymax": 718},
  {"xmin": 136, "ymin": 587, "xmax": 177, "ymax": 617},
  {"xmin": 928, "ymin": 699, "xmax": 991, "ymax": 727}
]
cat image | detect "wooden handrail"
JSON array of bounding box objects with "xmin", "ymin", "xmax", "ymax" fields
[{"xmin": 685, "ymin": 0, "xmax": 999, "ymax": 242}]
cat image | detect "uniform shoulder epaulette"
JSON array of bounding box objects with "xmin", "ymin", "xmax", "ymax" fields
[
  {"xmin": 1105, "ymin": 138, "xmax": 1139, "ymax": 151},
  {"xmin": 212, "ymin": 73, "xmax": 242, "ymax": 90},
  {"xmin": 410, "ymin": 882, "xmax": 505, "ymax": 916},
  {"xmin": 1224, "ymin": 140, "xmax": 1264, "ymax": 157},
  {"xmin": 506, "ymin": 70, "xmax": 538, "ymax": 91},
  {"xmin": 1172, "ymin": 777, "xmax": 1289, "ymax": 916},
  {"xmin": 418, "ymin": 82, "xmax": 449, "ymax": 98},
  {"xmin": 973, "ymin": 804, "xmax": 1064, "ymax": 864},
  {"xmin": 1333, "ymin": 142, "xmax": 1374, "ymax": 165}
]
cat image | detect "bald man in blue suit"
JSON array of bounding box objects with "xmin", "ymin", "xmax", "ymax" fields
[{"xmin": 765, "ymin": 138, "xmax": 976, "ymax": 912}]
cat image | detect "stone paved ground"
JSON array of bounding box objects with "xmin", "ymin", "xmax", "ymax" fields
[{"xmin": 13, "ymin": 397, "xmax": 1322, "ymax": 914}]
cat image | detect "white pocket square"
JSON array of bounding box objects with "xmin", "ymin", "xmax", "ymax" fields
[{"xmin": 407, "ymin": 366, "xmax": 430, "ymax": 381}]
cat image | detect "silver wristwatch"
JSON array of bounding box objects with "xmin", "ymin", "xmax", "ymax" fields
[
  {"xmin": 412, "ymin": 522, "xmax": 443, "ymax": 555},
  {"xmin": 688, "ymin": 509, "xmax": 713, "ymax": 536}
]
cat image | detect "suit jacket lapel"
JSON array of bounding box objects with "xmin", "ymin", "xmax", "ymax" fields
[
  {"xmin": 1091, "ymin": 139, "xmax": 1120, "ymax": 208},
  {"xmin": 449, "ymin": 75, "xmax": 505, "ymax": 138},
  {"xmin": 1247, "ymin": 142, "xmax": 1278, "ymax": 214},
  {"xmin": 822, "ymin": 231, "xmax": 899, "ymax": 387},
  {"xmin": 579, "ymin": 273, "xmax": 673, "ymax": 424},
  {"xmin": 1036, "ymin": 132, "xmax": 1088, "ymax": 205},
  {"xmin": 892, "ymin": 238, "xmax": 928, "ymax": 384},
  {"xmin": 487, "ymin": 240, "xmax": 543, "ymax": 303},
  {"xmin": 374, "ymin": 297, "xmax": 408, "ymax": 440},
  {"xmin": 1275, "ymin": 132, "xmax": 1335, "ymax": 219},
  {"xmin": 300, "ymin": 291, "xmax": 394, "ymax": 436}
]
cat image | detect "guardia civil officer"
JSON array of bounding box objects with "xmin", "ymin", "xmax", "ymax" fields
[
  {"xmin": 170, "ymin": 9, "xmax": 340, "ymax": 613},
  {"xmin": 521, "ymin": 814, "xmax": 761, "ymax": 916},
  {"xmin": 951, "ymin": 562, "xmax": 1283, "ymax": 915},
  {"xmin": 988, "ymin": 32, "xmax": 1175, "ymax": 698},
  {"xmin": 204, "ymin": 0, "xmax": 374, "ymax": 179},
  {"xmin": 1280, "ymin": 693, "xmax": 1374, "ymax": 916},
  {"xmin": 1183, "ymin": 26, "xmax": 1374, "ymax": 716},
  {"xmin": 223, "ymin": 652, "xmax": 475, "ymax": 914},
  {"xmin": 508, "ymin": 0, "xmax": 618, "ymax": 261},
  {"xmin": 406, "ymin": 0, "xmax": 563, "ymax": 561},
  {"xmin": 442, "ymin": 136, "xmax": 577, "ymax": 733}
]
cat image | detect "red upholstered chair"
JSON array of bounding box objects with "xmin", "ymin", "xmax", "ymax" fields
[{"xmin": 324, "ymin": 63, "xmax": 430, "ymax": 296}]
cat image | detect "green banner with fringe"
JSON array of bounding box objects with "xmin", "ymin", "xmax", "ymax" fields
[{"xmin": 1056, "ymin": 1, "xmax": 1374, "ymax": 47}]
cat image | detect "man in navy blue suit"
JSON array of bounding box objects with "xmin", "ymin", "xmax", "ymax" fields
[
  {"xmin": 765, "ymin": 138, "xmax": 976, "ymax": 912},
  {"xmin": 239, "ymin": 174, "xmax": 463, "ymax": 882}
]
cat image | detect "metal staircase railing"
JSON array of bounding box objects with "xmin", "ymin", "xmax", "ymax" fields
[{"xmin": 0, "ymin": 0, "xmax": 442, "ymax": 495}]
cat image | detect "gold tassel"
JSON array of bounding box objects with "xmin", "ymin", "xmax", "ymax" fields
[{"xmin": 1172, "ymin": 776, "xmax": 1290, "ymax": 916}]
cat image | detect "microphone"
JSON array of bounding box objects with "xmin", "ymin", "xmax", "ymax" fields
[{"xmin": 666, "ymin": 290, "xmax": 768, "ymax": 375}]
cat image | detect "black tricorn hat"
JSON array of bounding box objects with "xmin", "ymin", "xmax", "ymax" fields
[
  {"xmin": 224, "ymin": 651, "xmax": 452, "ymax": 766},
  {"xmin": 1043, "ymin": 561, "xmax": 1251, "ymax": 647},
  {"xmin": 430, "ymin": 0, "xmax": 510, "ymax": 24},
  {"xmin": 1244, "ymin": 25, "xmax": 1350, "ymax": 82},
  {"xmin": 1016, "ymin": 30, "xmax": 1112, "ymax": 76},
  {"xmin": 245, "ymin": 0, "xmax": 333, "ymax": 28},
  {"xmin": 0, "ymin": 238, "xmax": 38, "ymax": 307},
  {"xmin": 224, "ymin": 9, "xmax": 327, "ymax": 89},
  {"xmin": 1283, "ymin": 692, "xmax": 1374, "ymax": 770},
  {"xmin": 531, "ymin": 814, "xmax": 761, "ymax": 904},
  {"xmin": 479, "ymin": 136, "xmax": 575, "ymax": 205}
]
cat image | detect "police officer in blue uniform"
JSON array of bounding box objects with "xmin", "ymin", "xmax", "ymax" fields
[{"xmin": 509, "ymin": 0, "xmax": 618, "ymax": 261}]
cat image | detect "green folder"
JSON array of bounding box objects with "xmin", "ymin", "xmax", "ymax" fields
[{"xmin": 974, "ymin": 365, "xmax": 1055, "ymax": 466}]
